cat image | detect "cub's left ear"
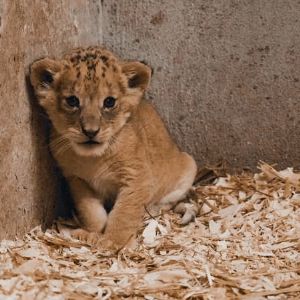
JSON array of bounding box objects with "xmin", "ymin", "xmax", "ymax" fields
[
  {"xmin": 29, "ymin": 57, "xmax": 62, "ymax": 92},
  {"xmin": 122, "ymin": 61, "xmax": 152, "ymax": 91}
]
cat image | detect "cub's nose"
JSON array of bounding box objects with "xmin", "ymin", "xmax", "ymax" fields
[{"xmin": 82, "ymin": 127, "xmax": 100, "ymax": 139}]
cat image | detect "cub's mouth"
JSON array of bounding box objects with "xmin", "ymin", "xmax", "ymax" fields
[
  {"xmin": 72, "ymin": 139, "xmax": 106, "ymax": 157},
  {"xmin": 80, "ymin": 140, "xmax": 100, "ymax": 145},
  {"xmin": 78, "ymin": 140, "xmax": 103, "ymax": 148}
]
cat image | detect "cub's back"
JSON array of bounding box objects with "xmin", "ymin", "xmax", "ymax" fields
[{"xmin": 135, "ymin": 100, "xmax": 180, "ymax": 158}]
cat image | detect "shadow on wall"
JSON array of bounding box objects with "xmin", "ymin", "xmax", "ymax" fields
[{"xmin": 25, "ymin": 74, "xmax": 74, "ymax": 225}]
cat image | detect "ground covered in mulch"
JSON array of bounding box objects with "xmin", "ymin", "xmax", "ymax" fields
[{"xmin": 0, "ymin": 163, "xmax": 299, "ymax": 299}]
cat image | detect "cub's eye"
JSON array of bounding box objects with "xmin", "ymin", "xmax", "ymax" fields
[
  {"xmin": 66, "ymin": 96, "xmax": 80, "ymax": 108},
  {"xmin": 103, "ymin": 96, "xmax": 116, "ymax": 109}
]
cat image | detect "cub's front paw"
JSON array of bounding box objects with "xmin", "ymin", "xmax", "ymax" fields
[
  {"xmin": 95, "ymin": 236, "xmax": 119, "ymax": 252},
  {"xmin": 71, "ymin": 228, "xmax": 99, "ymax": 245},
  {"xmin": 95, "ymin": 235, "xmax": 137, "ymax": 252}
]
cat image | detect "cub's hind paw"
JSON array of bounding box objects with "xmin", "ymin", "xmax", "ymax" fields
[
  {"xmin": 71, "ymin": 228, "xmax": 99, "ymax": 245},
  {"xmin": 174, "ymin": 202, "xmax": 198, "ymax": 225}
]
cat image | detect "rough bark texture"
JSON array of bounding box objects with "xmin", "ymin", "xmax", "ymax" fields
[
  {"xmin": 0, "ymin": 0, "xmax": 300, "ymax": 238},
  {"xmin": 102, "ymin": 0, "xmax": 300, "ymax": 170},
  {"xmin": 0, "ymin": 0, "xmax": 102, "ymax": 239}
]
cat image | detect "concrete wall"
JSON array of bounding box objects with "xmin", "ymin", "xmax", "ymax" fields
[
  {"xmin": 0, "ymin": 0, "xmax": 299, "ymax": 237},
  {"xmin": 102, "ymin": 0, "xmax": 300, "ymax": 170},
  {"xmin": 0, "ymin": 0, "xmax": 103, "ymax": 239}
]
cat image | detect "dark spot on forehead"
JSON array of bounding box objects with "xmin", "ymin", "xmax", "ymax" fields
[
  {"xmin": 86, "ymin": 73, "xmax": 92, "ymax": 80},
  {"xmin": 102, "ymin": 67, "xmax": 106, "ymax": 77},
  {"xmin": 100, "ymin": 55, "xmax": 110, "ymax": 66},
  {"xmin": 89, "ymin": 53, "xmax": 97, "ymax": 60},
  {"xmin": 87, "ymin": 63, "xmax": 96, "ymax": 70},
  {"xmin": 70, "ymin": 54, "xmax": 81, "ymax": 66},
  {"xmin": 100, "ymin": 55, "xmax": 108, "ymax": 63}
]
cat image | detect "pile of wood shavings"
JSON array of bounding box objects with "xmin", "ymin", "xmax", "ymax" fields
[{"xmin": 0, "ymin": 163, "xmax": 299, "ymax": 300}]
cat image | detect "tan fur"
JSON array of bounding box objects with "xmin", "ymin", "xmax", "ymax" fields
[{"xmin": 30, "ymin": 46, "xmax": 197, "ymax": 250}]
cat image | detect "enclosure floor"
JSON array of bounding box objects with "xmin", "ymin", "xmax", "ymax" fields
[{"xmin": 0, "ymin": 163, "xmax": 299, "ymax": 300}]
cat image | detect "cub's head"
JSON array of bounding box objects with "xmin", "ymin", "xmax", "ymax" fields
[{"xmin": 30, "ymin": 47, "xmax": 151, "ymax": 157}]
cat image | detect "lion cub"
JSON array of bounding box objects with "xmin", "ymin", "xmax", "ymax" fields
[{"xmin": 30, "ymin": 46, "xmax": 197, "ymax": 250}]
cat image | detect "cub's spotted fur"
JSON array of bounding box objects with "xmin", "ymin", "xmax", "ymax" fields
[{"xmin": 30, "ymin": 46, "xmax": 197, "ymax": 250}]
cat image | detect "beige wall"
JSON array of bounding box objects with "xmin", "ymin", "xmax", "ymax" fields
[
  {"xmin": 0, "ymin": 0, "xmax": 299, "ymax": 237},
  {"xmin": 103, "ymin": 0, "xmax": 300, "ymax": 170}
]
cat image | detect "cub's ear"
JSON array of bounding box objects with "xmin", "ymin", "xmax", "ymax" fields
[
  {"xmin": 29, "ymin": 57, "xmax": 62, "ymax": 91},
  {"xmin": 122, "ymin": 61, "xmax": 152, "ymax": 91}
]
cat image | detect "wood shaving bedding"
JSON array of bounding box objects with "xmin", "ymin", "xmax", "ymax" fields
[{"xmin": 0, "ymin": 162, "xmax": 299, "ymax": 299}]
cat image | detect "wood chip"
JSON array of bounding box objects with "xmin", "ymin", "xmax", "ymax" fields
[{"xmin": 0, "ymin": 162, "xmax": 299, "ymax": 299}]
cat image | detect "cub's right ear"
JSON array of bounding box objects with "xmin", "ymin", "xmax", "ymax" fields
[{"xmin": 29, "ymin": 58, "xmax": 62, "ymax": 91}]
